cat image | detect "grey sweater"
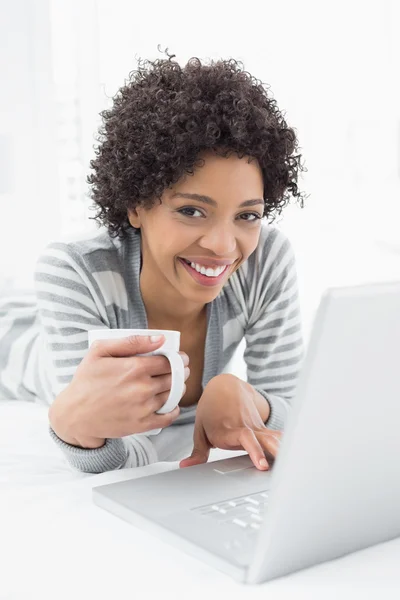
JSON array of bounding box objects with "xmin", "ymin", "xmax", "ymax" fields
[{"xmin": 0, "ymin": 223, "xmax": 304, "ymax": 473}]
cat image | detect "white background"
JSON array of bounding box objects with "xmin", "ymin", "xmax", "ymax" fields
[
  {"xmin": 1, "ymin": 0, "xmax": 399, "ymax": 339},
  {"xmin": 1, "ymin": 4, "xmax": 400, "ymax": 595}
]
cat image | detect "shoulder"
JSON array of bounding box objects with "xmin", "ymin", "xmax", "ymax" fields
[
  {"xmin": 230, "ymin": 222, "xmax": 296, "ymax": 289},
  {"xmin": 256, "ymin": 221, "xmax": 295, "ymax": 260},
  {"xmin": 34, "ymin": 229, "xmax": 136, "ymax": 311},
  {"xmin": 222, "ymin": 222, "xmax": 297, "ymax": 318},
  {"xmin": 246, "ymin": 222, "xmax": 297, "ymax": 283},
  {"xmin": 35, "ymin": 228, "xmax": 127, "ymax": 274}
]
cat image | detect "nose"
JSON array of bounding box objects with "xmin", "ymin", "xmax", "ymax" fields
[{"xmin": 198, "ymin": 223, "xmax": 236, "ymax": 256}]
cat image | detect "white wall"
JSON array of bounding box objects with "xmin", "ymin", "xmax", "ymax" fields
[
  {"xmin": 1, "ymin": 0, "xmax": 399, "ymax": 329},
  {"xmin": 0, "ymin": 0, "xmax": 59, "ymax": 289},
  {"xmin": 95, "ymin": 0, "xmax": 400, "ymax": 340}
]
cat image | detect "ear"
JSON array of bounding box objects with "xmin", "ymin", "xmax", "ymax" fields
[{"xmin": 127, "ymin": 207, "xmax": 141, "ymax": 229}]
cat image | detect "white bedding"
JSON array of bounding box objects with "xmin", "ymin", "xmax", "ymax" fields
[
  {"xmin": 2, "ymin": 400, "xmax": 400, "ymax": 600},
  {"xmin": 0, "ymin": 401, "xmax": 247, "ymax": 599},
  {"xmin": 0, "ymin": 401, "xmax": 87, "ymax": 489},
  {"xmin": 2, "ymin": 238, "xmax": 400, "ymax": 598}
]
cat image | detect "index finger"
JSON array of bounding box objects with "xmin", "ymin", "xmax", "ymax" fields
[
  {"xmin": 90, "ymin": 334, "xmax": 165, "ymax": 357},
  {"xmin": 256, "ymin": 430, "xmax": 282, "ymax": 461},
  {"xmin": 132, "ymin": 354, "xmax": 179, "ymax": 377},
  {"xmin": 237, "ymin": 428, "xmax": 271, "ymax": 471}
]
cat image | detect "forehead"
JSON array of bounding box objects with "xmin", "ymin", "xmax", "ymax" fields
[{"xmin": 169, "ymin": 151, "xmax": 264, "ymax": 198}]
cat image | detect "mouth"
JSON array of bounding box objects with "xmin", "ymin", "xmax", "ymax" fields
[{"xmin": 178, "ymin": 257, "xmax": 231, "ymax": 287}]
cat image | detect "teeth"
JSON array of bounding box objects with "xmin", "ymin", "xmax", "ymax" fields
[
  {"xmin": 181, "ymin": 258, "xmax": 228, "ymax": 277},
  {"xmin": 189, "ymin": 262, "xmax": 226, "ymax": 277}
]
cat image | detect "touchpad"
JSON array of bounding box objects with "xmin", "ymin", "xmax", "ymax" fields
[{"xmin": 212, "ymin": 454, "xmax": 255, "ymax": 474}]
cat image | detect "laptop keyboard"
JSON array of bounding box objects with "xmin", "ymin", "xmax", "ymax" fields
[{"xmin": 191, "ymin": 490, "xmax": 269, "ymax": 535}]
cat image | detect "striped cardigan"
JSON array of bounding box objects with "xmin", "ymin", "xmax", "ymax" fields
[{"xmin": 0, "ymin": 223, "xmax": 304, "ymax": 473}]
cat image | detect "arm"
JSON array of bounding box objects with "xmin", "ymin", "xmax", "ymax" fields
[
  {"xmin": 180, "ymin": 231, "xmax": 304, "ymax": 470},
  {"xmin": 251, "ymin": 388, "xmax": 271, "ymax": 423},
  {"xmin": 34, "ymin": 241, "xmax": 158, "ymax": 473},
  {"xmin": 244, "ymin": 231, "xmax": 305, "ymax": 430}
]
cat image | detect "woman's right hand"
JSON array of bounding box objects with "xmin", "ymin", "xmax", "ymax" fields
[{"xmin": 49, "ymin": 335, "xmax": 190, "ymax": 449}]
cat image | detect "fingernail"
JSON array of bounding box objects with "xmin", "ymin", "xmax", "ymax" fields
[
  {"xmin": 259, "ymin": 458, "xmax": 269, "ymax": 469},
  {"xmin": 184, "ymin": 366, "xmax": 190, "ymax": 379},
  {"xmin": 150, "ymin": 335, "xmax": 163, "ymax": 343},
  {"xmin": 180, "ymin": 352, "xmax": 189, "ymax": 366}
]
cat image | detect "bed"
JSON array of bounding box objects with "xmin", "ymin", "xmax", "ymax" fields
[
  {"xmin": 2, "ymin": 235, "xmax": 400, "ymax": 599},
  {"xmin": 2, "ymin": 399, "xmax": 400, "ymax": 600},
  {"xmin": 0, "ymin": 399, "xmax": 250, "ymax": 599}
]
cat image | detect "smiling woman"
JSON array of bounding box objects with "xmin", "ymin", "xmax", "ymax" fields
[
  {"xmin": 0, "ymin": 50, "xmax": 307, "ymax": 474},
  {"xmin": 127, "ymin": 150, "xmax": 266, "ymax": 321}
]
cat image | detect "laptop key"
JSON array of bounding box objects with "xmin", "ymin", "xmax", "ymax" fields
[
  {"xmin": 232, "ymin": 518, "xmax": 248, "ymax": 528},
  {"xmin": 215, "ymin": 502, "xmax": 234, "ymax": 512},
  {"xmin": 191, "ymin": 490, "xmax": 269, "ymax": 528},
  {"xmin": 220, "ymin": 507, "xmax": 253, "ymax": 520},
  {"xmin": 196, "ymin": 508, "xmax": 216, "ymax": 516},
  {"xmin": 244, "ymin": 496, "xmax": 260, "ymax": 505},
  {"xmin": 250, "ymin": 513, "xmax": 263, "ymax": 523},
  {"xmin": 245, "ymin": 506, "xmax": 260, "ymax": 514},
  {"xmin": 254, "ymin": 492, "xmax": 269, "ymax": 502}
]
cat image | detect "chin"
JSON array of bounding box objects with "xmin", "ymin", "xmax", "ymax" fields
[{"xmin": 184, "ymin": 288, "xmax": 221, "ymax": 302}]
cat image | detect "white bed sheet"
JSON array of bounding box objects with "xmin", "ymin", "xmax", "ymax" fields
[
  {"xmin": 2, "ymin": 238, "xmax": 400, "ymax": 598},
  {"xmin": 0, "ymin": 401, "xmax": 87, "ymax": 489},
  {"xmin": 1, "ymin": 400, "xmax": 400, "ymax": 600},
  {"xmin": 0, "ymin": 400, "xmax": 246, "ymax": 599}
]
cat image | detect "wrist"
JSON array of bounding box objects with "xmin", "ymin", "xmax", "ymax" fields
[
  {"xmin": 49, "ymin": 396, "xmax": 76, "ymax": 444},
  {"xmin": 251, "ymin": 390, "xmax": 271, "ymax": 423},
  {"xmin": 49, "ymin": 392, "xmax": 105, "ymax": 449},
  {"xmin": 208, "ymin": 375, "xmax": 271, "ymax": 423}
]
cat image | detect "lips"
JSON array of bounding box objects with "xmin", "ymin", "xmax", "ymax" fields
[
  {"xmin": 178, "ymin": 257, "xmax": 229, "ymax": 287},
  {"xmin": 179, "ymin": 257, "xmax": 236, "ymax": 267}
]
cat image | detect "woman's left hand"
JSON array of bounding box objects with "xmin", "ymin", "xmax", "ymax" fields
[{"xmin": 179, "ymin": 374, "xmax": 282, "ymax": 471}]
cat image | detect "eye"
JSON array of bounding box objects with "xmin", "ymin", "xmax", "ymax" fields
[
  {"xmin": 177, "ymin": 207, "xmax": 204, "ymax": 218},
  {"xmin": 239, "ymin": 212, "xmax": 262, "ymax": 222},
  {"xmin": 177, "ymin": 207, "xmax": 262, "ymax": 222}
]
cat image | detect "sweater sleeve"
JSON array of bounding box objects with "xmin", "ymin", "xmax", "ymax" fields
[
  {"xmin": 34, "ymin": 242, "xmax": 157, "ymax": 473},
  {"xmin": 244, "ymin": 230, "xmax": 305, "ymax": 431}
]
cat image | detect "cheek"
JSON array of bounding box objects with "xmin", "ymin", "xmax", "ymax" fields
[
  {"xmin": 159, "ymin": 241, "xmax": 187, "ymax": 263},
  {"xmin": 165, "ymin": 230, "xmax": 197, "ymax": 258}
]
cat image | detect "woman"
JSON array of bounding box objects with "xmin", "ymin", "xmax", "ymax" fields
[{"xmin": 0, "ymin": 53, "xmax": 306, "ymax": 474}]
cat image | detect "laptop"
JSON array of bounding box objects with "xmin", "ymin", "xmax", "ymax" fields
[{"xmin": 93, "ymin": 280, "xmax": 400, "ymax": 584}]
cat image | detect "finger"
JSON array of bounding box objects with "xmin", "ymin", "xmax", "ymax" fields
[
  {"xmin": 149, "ymin": 367, "xmax": 190, "ymax": 397},
  {"xmin": 145, "ymin": 405, "xmax": 181, "ymax": 430},
  {"xmin": 238, "ymin": 429, "xmax": 270, "ymax": 470},
  {"xmin": 147, "ymin": 384, "xmax": 187, "ymax": 413},
  {"xmin": 90, "ymin": 334, "xmax": 165, "ymax": 358},
  {"xmin": 255, "ymin": 430, "xmax": 282, "ymax": 458},
  {"xmin": 130, "ymin": 355, "xmax": 190, "ymax": 378},
  {"xmin": 179, "ymin": 425, "xmax": 211, "ymax": 468},
  {"xmin": 154, "ymin": 366, "xmax": 190, "ymax": 392},
  {"xmin": 131, "ymin": 354, "xmax": 173, "ymax": 377},
  {"xmin": 178, "ymin": 351, "xmax": 190, "ymax": 367}
]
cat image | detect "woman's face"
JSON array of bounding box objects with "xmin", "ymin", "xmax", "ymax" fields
[{"xmin": 128, "ymin": 150, "xmax": 264, "ymax": 305}]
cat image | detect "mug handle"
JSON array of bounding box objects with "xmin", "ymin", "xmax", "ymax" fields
[{"xmin": 146, "ymin": 349, "xmax": 185, "ymax": 436}]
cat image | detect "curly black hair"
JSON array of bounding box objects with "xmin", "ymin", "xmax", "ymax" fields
[{"xmin": 88, "ymin": 49, "xmax": 307, "ymax": 237}]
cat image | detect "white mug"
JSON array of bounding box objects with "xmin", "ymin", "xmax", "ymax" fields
[{"xmin": 87, "ymin": 328, "xmax": 185, "ymax": 435}]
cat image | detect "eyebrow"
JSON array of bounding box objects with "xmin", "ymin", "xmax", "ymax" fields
[{"xmin": 170, "ymin": 192, "xmax": 264, "ymax": 208}]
